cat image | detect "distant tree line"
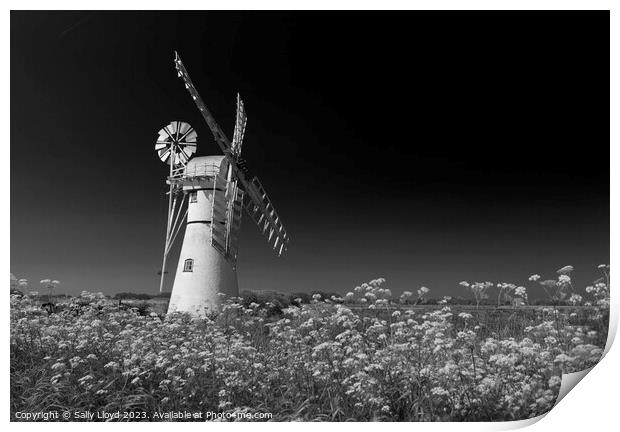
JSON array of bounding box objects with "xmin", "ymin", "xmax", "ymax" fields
[
  {"xmin": 11, "ymin": 288, "xmax": 575, "ymax": 307},
  {"xmin": 402, "ymin": 296, "xmax": 576, "ymax": 307},
  {"xmin": 113, "ymin": 292, "xmax": 171, "ymax": 300},
  {"xmin": 239, "ymin": 290, "xmax": 342, "ymax": 315}
]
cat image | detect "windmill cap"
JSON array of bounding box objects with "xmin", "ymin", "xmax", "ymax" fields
[{"xmin": 185, "ymin": 155, "xmax": 228, "ymax": 178}]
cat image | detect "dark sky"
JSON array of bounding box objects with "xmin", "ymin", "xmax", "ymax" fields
[{"xmin": 11, "ymin": 11, "xmax": 609, "ymax": 299}]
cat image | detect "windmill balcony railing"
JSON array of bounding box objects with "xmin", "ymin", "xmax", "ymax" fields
[{"xmin": 169, "ymin": 163, "xmax": 222, "ymax": 181}]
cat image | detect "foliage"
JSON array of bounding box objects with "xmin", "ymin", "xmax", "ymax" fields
[
  {"xmin": 10, "ymin": 267, "xmax": 609, "ymax": 422},
  {"xmin": 114, "ymin": 292, "xmax": 154, "ymax": 300}
]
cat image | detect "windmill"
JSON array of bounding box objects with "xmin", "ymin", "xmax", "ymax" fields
[{"xmin": 155, "ymin": 51, "xmax": 290, "ymax": 315}]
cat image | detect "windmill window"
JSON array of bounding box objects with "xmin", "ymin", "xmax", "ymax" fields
[
  {"xmin": 189, "ymin": 191, "xmax": 198, "ymax": 203},
  {"xmin": 183, "ymin": 259, "xmax": 194, "ymax": 272}
]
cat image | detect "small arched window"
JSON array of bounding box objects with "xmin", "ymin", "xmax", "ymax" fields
[
  {"xmin": 189, "ymin": 191, "xmax": 198, "ymax": 203},
  {"xmin": 183, "ymin": 259, "xmax": 194, "ymax": 272}
]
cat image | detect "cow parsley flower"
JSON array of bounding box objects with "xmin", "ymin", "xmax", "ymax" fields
[
  {"xmin": 558, "ymin": 274, "xmax": 571, "ymax": 284},
  {"xmin": 515, "ymin": 286, "xmax": 527, "ymax": 298},
  {"xmin": 557, "ymin": 265, "xmax": 574, "ymax": 275}
]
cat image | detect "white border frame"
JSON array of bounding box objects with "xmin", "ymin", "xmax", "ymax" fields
[{"xmin": 3, "ymin": 3, "xmax": 616, "ymax": 431}]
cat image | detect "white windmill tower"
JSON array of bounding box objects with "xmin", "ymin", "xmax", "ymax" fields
[{"xmin": 155, "ymin": 51, "xmax": 290, "ymax": 315}]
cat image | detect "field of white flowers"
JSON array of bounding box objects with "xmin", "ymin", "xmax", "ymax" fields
[{"xmin": 10, "ymin": 265, "xmax": 609, "ymax": 421}]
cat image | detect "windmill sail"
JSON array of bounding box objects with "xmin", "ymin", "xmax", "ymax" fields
[
  {"xmin": 225, "ymin": 181, "xmax": 245, "ymax": 265},
  {"xmin": 174, "ymin": 51, "xmax": 289, "ymax": 258},
  {"xmin": 244, "ymin": 176, "xmax": 289, "ymax": 256},
  {"xmin": 174, "ymin": 51, "xmax": 233, "ymax": 157},
  {"xmin": 231, "ymin": 93, "xmax": 247, "ymax": 157}
]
